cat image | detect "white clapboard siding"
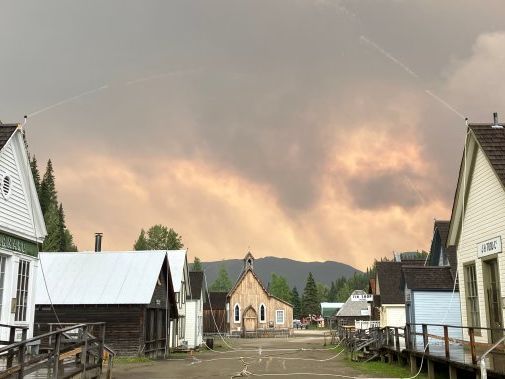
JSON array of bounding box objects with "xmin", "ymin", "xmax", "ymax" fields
[
  {"xmin": 185, "ymin": 300, "xmax": 197, "ymax": 348},
  {"xmin": 0, "ymin": 139, "xmax": 37, "ymax": 239},
  {"xmin": 412, "ymin": 291, "xmax": 462, "ymax": 346},
  {"xmin": 381, "ymin": 305, "xmax": 405, "ymax": 328},
  {"xmin": 457, "ymin": 146, "xmax": 505, "ymax": 343}
]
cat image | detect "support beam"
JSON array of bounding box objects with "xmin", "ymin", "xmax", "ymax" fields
[
  {"xmin": 409, "ymin": 354, "xmax": 417, "ymax": 375},
  {"xmin": 449, "ymin": 365, "xmax": 458, "ymax": 379},
  {"xmin": 427, "ymin": 359, "xmax": 435, "ymax": 379}
]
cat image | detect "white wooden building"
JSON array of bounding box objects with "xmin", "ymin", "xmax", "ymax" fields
[
  {"xmin": 186, "ymin": 271, "xmax": 204, "ymax": 349},
  {"xmin": 166, "ymin": 250, "xmax": 191, "ymax": 348},
  {"xmin": 448, "ymin": 118, "xmax": 505, "ymax": 344},
  {"xmin": 0, "ymin": 123, "xmax": 47, "ymax": 340}
]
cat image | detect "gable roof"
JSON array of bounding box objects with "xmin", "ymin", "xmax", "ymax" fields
[
  {"xmin": 336, "ymin": 290, "xmax": 369, "ymax": 317},
  {"xmin": 36, "ymin": 251, "xmax": 175, "ymax": 305},
  {"xmin": 228, "ymin": 266, "xmax": 292, "ymax": 307},
  {"xmin": 429, "ymin": 220, "xmax": 458, "ymax": 275},
  {"xmin": 376, "ymin": 260, "xmax": 425, "ymax": 304},
  {"xmin": 166, "ymin": 250, "xmax": 188, "ymax": 292},
  {"xmin": 448, "ymin": 123, "xmax": 505, "ymax": 245},
  {"xmin": 189, "ymin": 271, "xmax": 204, "ymax": 300},
  {"xmin": 402, "ymin": 266, "xmax": 456, "ymax": 291},
  {"xmin": 0, "ymin": 124, "xmax": 18, "ymax": 152}
]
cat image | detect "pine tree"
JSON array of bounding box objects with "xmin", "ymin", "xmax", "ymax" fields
[
  {"xmin": 291, "ymin": 287, "xmax": 302, "ymax": 319},
  {"xmin": 192, "ymin": 257, "xmax": 203, "ymax": 271},
  {"xmin": 209, "ymin": 264, "xmax": 233, "ymax": 292},
  {"xmin": 134, "ymin": 229, "xmax": 149, "ymax": 250},
  {"xmin": 269, "ymin": 273, "xmax": 292, "ymax": 303},
  {"xmin": 328, "ymin": 281, "xmax": 337, "ymax": 302},
  {"xmin": 58, "ymin": 204, "xmax": 77, "ymax": 251},
  {"xmin": 30, "ymin": 156, "xmax": 41, "ymax": 197},
  {"xmin": 301, "ymin": 272, "xmax": 320, "ymax": 317},
  {"xmin": 40, "ymin": 160, "xmax": 57, "ymax": 215},
  {"xmin": 42, "ymin": 204, "xmax": 63, "ymax": 251}
]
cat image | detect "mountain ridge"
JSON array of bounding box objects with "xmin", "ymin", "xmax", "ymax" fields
[{"xmin": 199, "ymin": 256, "xmax": 361, "ymax": 291}]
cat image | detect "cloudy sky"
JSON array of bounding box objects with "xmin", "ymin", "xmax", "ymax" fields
[{"xmin": 1, "ymin": 1, "xmax": 504, "ymax": 269}]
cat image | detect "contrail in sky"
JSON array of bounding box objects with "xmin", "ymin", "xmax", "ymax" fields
[
  {"xmin": 403, "ymin": 175, "xmax": 426, "ymax": 204},
  {"xmin": 360, "ymin": 35, "xmax": 419, "ymax": 79},
  {"xmin": 28, "ymin": 84, "xmax": 109, "ymax": 118},
  {"xmin": 125, "ymin": 68, "xmax": 202, "ymax": 86},
  {"xmin": 425, "ymin": 90, "xmax": 466, "ymax": 120}
]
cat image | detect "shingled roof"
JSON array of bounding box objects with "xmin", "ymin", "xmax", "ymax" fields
[
  {"xmin": 0, "ymin": 124, "xmax": 18, "ymax": 152},
  {"xmin": 402, "ymin": 266, "xmax": 456, "ymax": 291},
  {"xmin": 376, "ymin": 260, "xmax": 425, "ymax": 304},
  {"xmin": 470, "ymin": 124, "xmax": 505, "ymax": 188},
  {"xmin": 336, "ymin": 290, "xmax": 369, "ymax": 317},
  {"xmin": 429, "ymin": 220, "xmax": 458, "ymax": 276}
]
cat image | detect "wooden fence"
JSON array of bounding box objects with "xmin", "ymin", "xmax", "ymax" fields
[{"xmin": 0, "ymin": 322, "xmax": 114, "ymax": 378}]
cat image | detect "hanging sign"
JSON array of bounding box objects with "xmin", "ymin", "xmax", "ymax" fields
[
  {"xmin": 351, "ymin": 294, "xmax": 373, "ymax": 302},
  {"xmin": 477, "ymin": 236, "xmax": 502, "ymax": 258},
  {"xmin": 0, "ymin": 231, "xmax": 38, "ymax": 257}
]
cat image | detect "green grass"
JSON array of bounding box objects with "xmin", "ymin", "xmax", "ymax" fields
[
  {"xmin": 347, "ymin": 359, "xmax": 429, "ymax": 378},
  {"xmin": 114, "ymin": 356, "xmax": 154, "ymax": 364}
]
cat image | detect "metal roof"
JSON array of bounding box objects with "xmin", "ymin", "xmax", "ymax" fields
[
  {"xmin": 35, "ymin": 251, "xmax": 167, "ymax": 305},
  {"xmin": 166, "ymin": 250, "xmax": 187, "ymax": 292}
]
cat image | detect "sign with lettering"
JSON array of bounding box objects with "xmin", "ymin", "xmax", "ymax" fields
[
  {"xmin": 477, "ymin": 237, "xmax": 502, "ymax": 258},
  {"xmin": 351, "ymin": 294, "xmax": 373, "ymax": 302},
  {"xmin": 0, "ymin": 232, "xmax": 38, "ymax": 257}
]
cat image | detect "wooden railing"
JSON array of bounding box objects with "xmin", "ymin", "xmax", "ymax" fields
[{"xmin": 0, "ymin": 322, "xmax": 114, "ymax": 378}]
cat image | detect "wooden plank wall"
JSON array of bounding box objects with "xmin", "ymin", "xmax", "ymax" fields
[
  {"xmin": 203, "ymin": 309, "xmax": 227, "ymax": 334},
  {"xmin": 35, "ymin": 305, "xmax": 144, "ymax": 356}
]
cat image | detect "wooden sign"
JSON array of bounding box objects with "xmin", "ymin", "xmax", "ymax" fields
[
  {"xmin": 0, "ymin": 231, "xmax": 38, "ymax": 257},
  {"xmin": 477, "ymin": 236, "xmax": 502, "ymax": 258},
  {"xmin": 351, "ymin": 294, "xmax": 373, "ymax": 302}
]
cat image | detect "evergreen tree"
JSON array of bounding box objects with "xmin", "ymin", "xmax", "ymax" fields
[
  {"xmin": 133, "ymin": 229, "xmax": 149, "ymax": 250},
  {"xmin": 301, "ymin": 272, "xmax": 320, "ymax": 316},
  {"xmin": 42, "ymin": 204, "xmax": 63, "ymax": 251},
  {"xmin": 291, "ymin": 287, "xmax": 302, "ymax": 319},
  {"xmin": 133, "ymin": 224, "xmax": 184, "ymax": 250},
  {"xmin": 269, "ymin": 273, "xmax": 292, "ymax": 303},
  {"xmin": 30, "ymin": 156, "xmax": 41, "ymax": 197},
  {"xmin": 317, "ymin": 282, "xmax": 329, "ymax": 302},
  {"xmin": 209, "ymin": 264, "xmax": 233, "ymax": 292},
  {"xmin": 58, "ymin": 204, "xmax": 77, "ymax": 251},
  {"xmin": 328, "ymin": 281, "xmax": 337, "ymax": 302},
  {"xmin": 192, "ymin": 257, "xmax": 203, "ymax": 271},
  {"xmin": 40, "ymin": 160, "xmax": 57, "ymax": 215}
]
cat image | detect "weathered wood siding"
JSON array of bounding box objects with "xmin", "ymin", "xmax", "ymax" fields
[
  {"xmin": 228, "ymin": 271, "xmax": 292, "ymax": 333},
  {"xmin": 35, "ymin": 305, "xmax": 144, "ymax": 356},
  {"xmin": 203, "ymin": 309, "xmax": 227, "ymax": 334},
  {"xmin": 457, "ymin": 146, "xmax": 505, "ymax": 343}
]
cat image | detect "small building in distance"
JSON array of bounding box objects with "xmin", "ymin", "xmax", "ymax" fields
[
  {"xmin": 186, "ymin": 271, "xmax": 204, "ymax": 348},
  {"xmin": 375, "ymin": 259, "xmax": 425, "ymax": 327},
  {"xmin": 34, "ymin": 251, "xmax": 178, "ymax": 357},
  {"xmin": 320, "ymin": 302, "xmax": 344, "ymax": 328},
  {"xmin": 203, "ymin": 292, "xmax": 227, "ymax": 334},
  {"xmin": 335, "ymin": 290, "xmax": 370, "ymax": 327},
  {"xmin": 0, "ymin": 122, "xmax": 47, "ymax": 340},
  {"xmin": 227, "ymin": 252, "xmax": 293, "ymax": 337}
]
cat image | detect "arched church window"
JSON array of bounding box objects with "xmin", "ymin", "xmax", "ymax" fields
[
  {"xmin": 234, "ymin": 304, "xmax": 240, "ymax": 322},
  {"xmin": 260, "ymin": 304, "xmax": 266, "ymax": 322}
]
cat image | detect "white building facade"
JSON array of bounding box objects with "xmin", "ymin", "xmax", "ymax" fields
[
  {"xmin": 448, "ymin": 122, "xmax": 505, "ymax": 344},
  {"xmin": 186, "ymin": 271, "xmax": 204, "ymax": 349},
  {"xmin": 167, "ymin": 250, "xmax": 191, "ymax": 348},
  {"xmin": 0, "ymin": 124, "xmax": 46, "ymax": 340}
]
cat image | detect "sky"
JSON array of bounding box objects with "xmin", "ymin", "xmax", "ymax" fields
[{"xmin": 1, "ymin": 1, "xmax": 505, "ymax": 270}]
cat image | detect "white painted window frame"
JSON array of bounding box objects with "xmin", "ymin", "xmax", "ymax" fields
[
  {"xmin": 259, "ymin": 303, "xmax": 266, "ymax": 323},
  {"xmin": 234, "ymin": 303, "xmax": 241, "ymax": 323},
  {"xmin": 275, "ymin": 309, "xmax": 284, "ymax": 325}
]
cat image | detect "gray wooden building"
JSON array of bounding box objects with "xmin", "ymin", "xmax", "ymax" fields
[{"xmin": 34, "ymin": 251, "xmax": 178, "ymax": 356}]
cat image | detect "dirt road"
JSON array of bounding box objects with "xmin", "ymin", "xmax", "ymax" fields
[{"xmin": 112, "ymin": 335, "xmax": 368, "ymax": 379}]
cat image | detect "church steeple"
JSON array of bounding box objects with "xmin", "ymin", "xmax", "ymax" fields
[{"xmin": 244, "ymin": 251, "xmax": 255, "ymax": 271}]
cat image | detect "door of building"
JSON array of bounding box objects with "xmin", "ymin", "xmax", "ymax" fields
[
  {"xmin": 484, "ymin": 259, "xmax": 503, "ymax": 343},
  {"xmin": 243, "ymin": 307, "xmax": 258, "ymax": 333}
]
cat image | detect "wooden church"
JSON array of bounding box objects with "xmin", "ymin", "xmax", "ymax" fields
[{"xmin": 227, "ymin": 252, "xmax": 293, "ymax": 336}]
